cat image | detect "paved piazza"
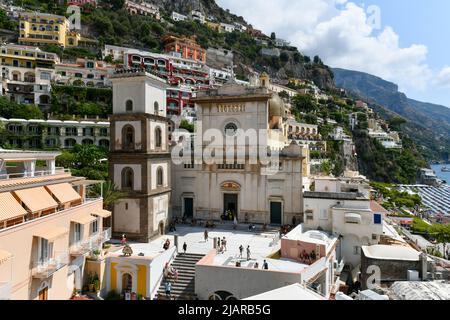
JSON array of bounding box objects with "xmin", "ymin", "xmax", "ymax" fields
[{"xmin": 113, "ymin": 225, "xmax": 283, "ymax": 266}]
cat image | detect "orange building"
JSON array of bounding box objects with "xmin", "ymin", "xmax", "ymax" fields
[{"xmin": 162, "ymin": 35, "xmax": 206, "ymax": 63}]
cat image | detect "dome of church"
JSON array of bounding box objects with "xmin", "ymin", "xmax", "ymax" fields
[{"xmin": 269, "ymin": 94, "xmax": 285, "ymax": 117}]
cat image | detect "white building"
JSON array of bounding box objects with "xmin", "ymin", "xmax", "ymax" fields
[
  {"xmin": 125, "ymin": 0, "xmax": 160, "ymax": 19},
  {"xmin": 274, "ymin": 38, "xmax": 290, "ymax": 47},
  {"xmin": 303, "ymin": 177, "xmax": 385, "ymax": 268},
  {"xmin": 171, "ymin": 81, "xmax": 306, "ymax": 225},
  {"xmin": 172, "ymin": 11, "xmax": 188, "ymax": 22},
  {"xmin": 0, "ymin": 118, "xmax": 110, "ymax": 149},
  {"xmin": 368, "ymin": 129, "xmax": 402, "ymax": 149},
  {"xmin": 0, "ymin": 44, "xmax": 59, "ymax": 106},
  {"xmin": 190, "ymin": 10, "xmax": 206, "ymax": 24},
  {"xmin": 55, "ymin": 58, "xmax": 115, "ymax": 88},
  {"xmin": 219, "ymin": 23, "xmax": 236, "ymax": 33}
]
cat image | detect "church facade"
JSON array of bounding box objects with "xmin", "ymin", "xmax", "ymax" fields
[
  {"xmin": 108, "ymin": 70, "xmax": 172, "ymax": 242},
  {"xmin": 171, "ymin": 82, "xmax": 306, "ymax": 225}
]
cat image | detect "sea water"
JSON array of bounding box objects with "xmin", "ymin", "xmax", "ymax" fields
[{"xmin": 431, "ymin": 164, "xmax": 450, "ymax": 185}]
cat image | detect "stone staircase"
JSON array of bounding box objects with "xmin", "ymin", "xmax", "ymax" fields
[{"xmin": 157, "ymin": 253, "xmax": 204, "ymax": 300}]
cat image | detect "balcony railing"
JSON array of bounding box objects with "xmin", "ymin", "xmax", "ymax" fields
[
  {"xmin": 69, "ymin": 228, "xmax": 111, "ymax": 256},
  {"xmin": 0, "ymin": 168, "xmax": 69, "ymax": 180},
  {"xmin": 0, "ymin": 282, "xmax": 11, "ymax": 300},
  {"xmin": 32, "ymin": 252, "xmax": 69, "ymax": 279}
]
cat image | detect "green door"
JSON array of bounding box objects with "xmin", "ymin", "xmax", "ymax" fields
[
  {"xmin": 184, "ymin": 198, "xmax": 193, "ymax": 218},
  {"xmin": 270, "ymin": 202, "xmax": 282, "ymax": 225}
]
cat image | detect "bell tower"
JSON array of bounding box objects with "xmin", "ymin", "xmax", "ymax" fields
[{"xmin": 109, "ymin": 70, "xmax": 172, "ymax": 242}]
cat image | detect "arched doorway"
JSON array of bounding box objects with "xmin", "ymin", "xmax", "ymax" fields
[
  {"xmin": 208, "ymin": 291, "xmax": 237, "ymax": 300},
  {"xmin": 221, "ymin": 182, "xmax": 241, "ymax": 221},
  {"xmin": 159, "ymin": 222, "xmax": 164, "ymax": 235},
  {"xmin": 121, "ymin": 273, "xmax": 132, "ymax": 293}
]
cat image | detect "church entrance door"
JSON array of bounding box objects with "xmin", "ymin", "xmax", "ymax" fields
[
  {"xmin": 223, "ymin": 194, "xmax": 238, "ymax": 221},
  {"xmin": 270, "ymin": 201, "xmax": 282, "ymax": 225}
]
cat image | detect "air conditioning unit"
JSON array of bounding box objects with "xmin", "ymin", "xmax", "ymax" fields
[{"xmin": 407, "ymin": 270, "xmax": 419, "ymax": 281}]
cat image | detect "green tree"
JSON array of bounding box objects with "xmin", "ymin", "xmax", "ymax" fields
[
  {"xmin": 320, "ymin": 160, "xmax": 332, "ymax": 175},
  {"xmin": 91, "ymin": 181, "xmax": 124, "ymax": 209},
  {"xmin": 292, "ymin": 94, "xmax": 317, "ymax": 113},
  {"xmin": 280, "ymin": 52, "xmax": 289, "ymax": 63}
]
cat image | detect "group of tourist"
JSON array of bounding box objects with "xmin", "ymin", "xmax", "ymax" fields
[
  {"xmin": 238, "ymin": 245, "xmax": 252, "ymax": 261},
  {"xmin": 299, "ymin": 249, "xmax": 317, "ymax": 264},
  {"xmin": 235, "ymin": 259, "xmax": 269, "ymax": 270},
  {"xmin": 216, "ymin": 237, "xmax": 228, "ymax": 254}
]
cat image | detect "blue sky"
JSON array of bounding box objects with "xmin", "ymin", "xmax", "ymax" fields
[{"xmin": 217, "ymin": 0, "xmax": 450, "ymax": 107}]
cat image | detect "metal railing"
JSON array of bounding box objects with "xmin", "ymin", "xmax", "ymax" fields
[
  {"xmin": 69, "ymin": 228, "xmax": 111, "ymax": 256},
  {"xmin": 0, "ymin": 168, "xmax": 69, "ymax": 180},
  {"xmin": 32, "ymin": 251, "xmax": 69, "ymax": 279},
  {"xmin": 0, "ymin": 282, "xmax": 11, "ymax": 300}
]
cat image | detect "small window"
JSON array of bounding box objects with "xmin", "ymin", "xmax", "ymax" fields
[
  {"xmin": 224, "ymin": 122, "xmax": 238, "ymax": 136},
  {"xmin": 126, "ymin": 100, "xmax": 133, "ymax": 112},
  {"xmin": 157, "ymin": 167, "xmax": 164, "ymax": 187},
  {"xmin": 92, "ymin": 219, "xmax": 98, "ymax": 234},
  {"xmin": 353, "ymin": 246, "xmax": 360, "ymax": 255},
  {"xmin": 121, "ymin": 167, "xmax": 134, "ymax": 190},
  {"xmin": 155, "ymin": 127, "xmax": 162, "ymax": 148},
  {"xmin": 373, "ymin": 214, "xmax": 382, "ymax": 225},
  {"xmin": 154, "ymin": 101, "xmax": 159, "ymax": 115}
]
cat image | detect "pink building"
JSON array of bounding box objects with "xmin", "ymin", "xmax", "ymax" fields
[{"xmin": 0, "ymin": 149, "xmax": 111, "ymax": 300}]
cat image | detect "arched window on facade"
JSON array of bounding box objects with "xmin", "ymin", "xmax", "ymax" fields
[
  {"xmin": 121, "ymin": 167, "xmax": 134, "ymax": 190},
  {"xmin": 154, "ymin": 101, "xmax": 159, "ymax": 115},
  {"xmin": 122, "ymin": 125, "xmax": 135, "ymax": 150},
  {"xmin": 157, "ymin": 167, "xmax": 164, "ymax": 187},
  {"xmin": 126, "ymin": 100, "xmax": 133, "ymax": 112},
  {"xmin": 155, "ymin": 127, "xmax": 162, "ymax": 148}
]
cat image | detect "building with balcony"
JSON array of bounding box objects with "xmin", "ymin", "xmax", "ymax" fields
[
  {"xmin": 303, "ymin": 177, "xmax": 387, "ymax": 268},
  {"xmin": 18, "ymin": 11, "xmax": 96, "ymax": 48},
  {"xmin": 125, "ymin": 0, "xmax": 160, "ymax": 19},
  {"xmin": 0, "ymin": 118, "xmax": 110, "ymax": 150},
  {"xmin": 219, "ymin": 23, "xmax": 236, "ymax": 33},
  {"xmin": 190, "ymin": 10, "xmax": 206, "ymax": 24},
  {"xmin": 171, "ymin": 11, "xmax": 188, "ymax": 22},
  {"xmin": 368, "ymin": 129, "xmax": 403, "ymax": 149},
  {"xmin": 0, "ymin": 44, "xmax": 59, "ymax": 106},
  {"xmin": 103, "ymin": 45, "xmax": 210, "ymax": 115},
  {"xmin": 55, "ymin": 58, "xmax": 115, "ymax": 88},
  {"xmin": 67, "ymin": 0, "xmax": 98, "ymax": 7},
  {"xmin": 0, "ymin": 149, "xmax": 111, "ymax": 300},
  {"xmin": 163, "ymin": 35, "xmax": 207, "ymax": 64}
]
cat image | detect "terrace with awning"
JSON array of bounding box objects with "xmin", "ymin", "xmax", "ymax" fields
[
  {"xmin": 13, "ymin": 186, "xmax": 58, "ymax": 215},
  {"xmin": 0, "ymin": 192, "xmax": 27, "ymax": 228},
  {"xmin": 45, "ymin": 183, "xmax": 82, "ymax": 208}
]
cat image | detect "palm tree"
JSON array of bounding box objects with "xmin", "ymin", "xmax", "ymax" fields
[{"xmin": 91, "ymin": 181, "xmax": 124, "ymax": 210}]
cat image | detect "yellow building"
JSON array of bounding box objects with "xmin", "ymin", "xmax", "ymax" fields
[
  {"xmin": 105, "ymin": 245, "xmax": 176, "ymax": 299},
  {"xmin": 19, "ymin": 12, "xmax": 69, "ymax": 47},
  {"xmin": 18, "ymin": 12, "xmax": 97, "ymax": 48},
  {"xmin": 206, "ymin": 21, "xmax": 221, "ymax": 32}
]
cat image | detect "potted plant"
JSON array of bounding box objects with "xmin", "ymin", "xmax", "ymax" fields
[{"xmin": 93, "ymin": 279, "xmax": 101, "ymax": 292}]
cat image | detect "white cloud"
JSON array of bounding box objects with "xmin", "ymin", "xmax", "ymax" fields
[
  {"xmin": 217, "ymin": 0, "xmax": 433, "ymax": 92},
  {"xmin": 436, "ymin": 67, "xmax": 450, "ymax": 88}
]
